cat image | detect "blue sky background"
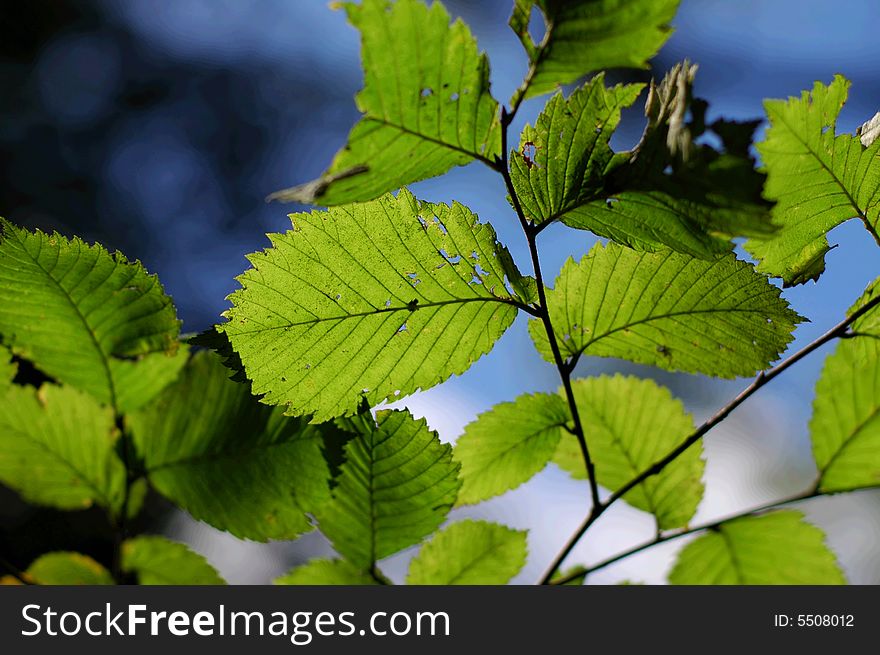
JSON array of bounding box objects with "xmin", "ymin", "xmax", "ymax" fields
[{"xmin": 2, "ymin": 0, "xmax": 879, "ymax": 583}]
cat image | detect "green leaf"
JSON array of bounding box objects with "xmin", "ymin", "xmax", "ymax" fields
[
  {"xmin": 810, "ymin": 279, "xmax": 880, "ymax": 491},
  {"xmin": 121, "ymin": 536, "xmax": 225, "ymax": 585},
  {"xmin": 554, "ymin": 375, "xmax": 703, "ymax": 529},
  {"xmin": 454, "ymin": 392, "xmax": 568, "ymax": 505},
  {"xmin": 268, "ymin": 0, "xmax": 500, "ymax": 205},
  {"xmin": 526, "ymin": 65, "xmax": 773, "ymax": 258},
  {"xmin": 218, "ymin": 190, "xmax": 524, "ymax": 422},
  {"xmin": 509, "ymin": 74, "xmax": 644, "ymax": 226},
  {"xmin": 127, "ymin": 350, "xmax": 332, "ymax": 541},
  {"xmin": 0, "ymin": 383, "xmax": 125, "ymax": 511},
  {"xmin": 317, "ymin": 409, "xmax": 460, "ymax": 570},
  {"xmin": 530, "ymin": 241, "xmax": 802, "ymax": 378},
  {"xmin": 24, "ymin": 552, "xmax": 114, "ymax": 585},
  {"xmin": 811, "ymin": 336, "xmax": 880, "ymax": 492},
  {"xmin": 406, "ymin": 520, "xmax": 527, "ymax": 585},
  {"xmin": 511, "ymin": 0, "xmax": 679, "ymax": 103},
  {"xmin": 0, "ymin": 220, "xmax": 180, "ymax": 408},
  {"xmin": 274, "ymin": 559, "xmax": 379, "ymax": 586},
  {"xmin": 668, "ymin": 511, "xmax": 846, "ymax": 584},
  {"xmin": 744, "ymin": 76, "xmax": 880, "ymax": 285}
]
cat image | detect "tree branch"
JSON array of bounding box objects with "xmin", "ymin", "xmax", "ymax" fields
[
  {"xmin": 539, "ymin": 291, "xmax": 880, "ymax": 584},
  {"xmin": 498, "ymin": 107, "xmax": 601, "ymax": 508},
  {"xmin": 550, "ymin": 483, "xmax": 880, "ymax": 585}
]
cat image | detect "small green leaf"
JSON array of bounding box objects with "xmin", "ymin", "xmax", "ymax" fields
[
  {"xmin": 530, "ymin": 242, "xmax": 802, "ymax": 378},
  {"xmin": 406, "ymin": 520, "xmax": 527, "ymax": 585},
  {"xmin": 669, "ymin": 511, "xmax": 845, "ymax": 584},
  {"xmin": 269, "ymin": 0, "xmax": 500, "ymax": 205},
  {"xmin": 25, "ymin": 552, "xmax": 114, "ymax": 585},
  {"xmin": 562, "ymin": 63, "xmax": 774, "ymax": 258},
  {"xmin": 509, "ymin": 74, "xmax": 644, "ymax": 226},
  {"xmin": 274, "ymin": 559, "xmax": 378, "ymax": 586},
  {"xmin": 744, "ymin": 76, "xmax": 880, "ymax": 285},
  {"xmin": 0, "ymin": 383, "xmax": 125, "ymax": 511},
  {"xmin": 0, "ymin": 220, "xmax": 180, "ymax": 408},
  {"xmin": 454, "ymin": 392, "xmax": 568, "ymax": 505},
  {"xmin": 317, "ymin": 409, "xmax": 460, "ymax": 570},
  {"xmin": 128, "ymin": 350, "xmax": 332, "ymax": 542},
  {"xmin": 511, "ymin": 0, "xmax": 679, "ymax": 103},
  {"xmin": 121, "ymin": 536, "xmax": 225, "ymax": 585},
  {"xmin": 218, "ymin": 190, "xmax": 524, "ymax": 422},
  {"xmin": 554, "ymin": 375, "xmax": 703, "ymax": 529},
  {"xmin": 811, "ymin": 279, "xmax": 880, "ymax": 491},
  {"xmin": 551, "ymin": 567, "xmax": 587, "ymax": 586}
]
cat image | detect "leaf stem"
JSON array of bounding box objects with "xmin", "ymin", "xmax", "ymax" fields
[
  {"xmin": 549, "ymin": 483, "xmax": 880, "ymax": 584},
  {"xmin": 498, "ymin": 107, "xmax": 600, "ymax": 508},
  {"xmin": 539, "ymin": 292, "xmax": 880, "ymax": 584}
]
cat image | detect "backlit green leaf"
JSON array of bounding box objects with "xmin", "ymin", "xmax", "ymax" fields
[
  {"xmin": 128, "ymin": 350, "xmax": 332, "ymax": 541},
  {"xmin": 274, "ymin": 559, "xmax": 378, "ymax": 586},
  {"xmin": 669, "ymin": 511, "xmax": 845, "ymax": 584},
  {"xmin": 269, "ymin": 0, "xmax": 500, "ymax": 205},
  {"xmin": 0, "ymin": 220, "xmax": 180, "ymax": 408},
  {"xmin": 530, "ymin": 242, "xmax": 801, "ymax": 377},
  {"xmin": 0, "ymin": 383, "xmax": 125, "ymax": 511},
  {"xmin": 406, "ymin": 520, "xmax": 527, "ymax": 585},
  {"xmin": 744, "ymin": 76, "xmax": 880, "ymax": 285},
  {"xmin": 521, "ymin": 65, "xmax": 773, "ymax": 258},
  {"xmin": 554, "ymin": 375, "xmax": 703, "ymax": 529},
  {"xmin": 317, "ymin": 409, "xmax": 460, "ymax": 570},
  {"xmin": 510, "ymin": 0, "xmax": 679, "ymax": 103},
  {"xmin": 454, "ymin": 392, "xmax": 568, "ymax": 505},
  {"xmin": 218, "ymin": 190, "xmax": 524, "ymax": 422},
  {"xmin": 811, "ymin": 279, "xmax": 880, "ymax": 491},
  {"xmin": 25, "ymin": 552, "xmax": 114, "ymax": 585},
  {"xmin": 122, "ymin": 536, "xmax": 225, "ymax": 585}
]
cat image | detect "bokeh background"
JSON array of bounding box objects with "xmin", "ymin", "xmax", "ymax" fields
[{"xmin": 2, "ymin": 0, "xmax": 879, "ymax": 584}]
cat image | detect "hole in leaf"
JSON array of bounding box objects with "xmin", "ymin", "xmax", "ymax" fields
[
  {"xmin": 474, "ymin": 264, "xmax": 489, "ymax": 277},
  {"xmin": 470, "ymin": 250, "xmax": 479, "ymax": 260},
  {"xmin": 335, "ymin": 293, "xmax": 341, "ymax": 300},
  {"xmin": 396, "ymin": 323, "xmax": 408, "ymax": 334},
  {"xmin": 421, "ymin": 87, "xmax": 433, "ymax": 97},
  {"xmin": 305, "ymin": 363, "xmax": 311, "ymax": 370},
  {"xmin": 439, "ymin": 249, "xmax": 461, "ymax": 264},
  {"xmin": 605, "ymin": 198, "xmax": 619, "ymax": 208},
  {"xmin": 432, "ymin": 215, "xmax": 448, "ymax": 235},
  {"xmin": 385, "ymin": 299, "xmax": 392, "ymax": 308},
  {"xmin": 469, "ymin": 274, "xmax": 483, "ymax": 285},
  {"xmin": 393, "ymin": 389, "xmax": 401, "ymax": 397},
  {"xmin": 450, "ymin": 92, "xmax": 459, "ymax": 101}
]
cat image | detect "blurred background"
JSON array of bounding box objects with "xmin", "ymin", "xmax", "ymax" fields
[{"xmin": 1, "ymin": 0, "xmax": 879, "ymax": 584}]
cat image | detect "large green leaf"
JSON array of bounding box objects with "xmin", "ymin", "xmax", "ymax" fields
[
  {"xmin": 454, "ymin": 392, "xmax": 568, "ymax": 505},
  {"xmin": 122, "ymin": 536, "xmax": 225, "ymax": 585},
  {"xmin": 275, "ymin": 559, "xmax": 379, "ymax": 586},
  {"xmin": 744, "ymin": 76, "xmax": 880, "ymax": 285},
  {"xmin": 811, "ymin": 280, "xmax": 880, "ymax": 491},
  {"xmin": 530, "ymin": 242, "xmax": 801, "ymax": 377},
  {"xmin": 510, "ymin": 0, "xmax": 679, "ymax": 103},
  {"xmin": 668, "ymin": 511, "xmax": 845, "ymax": 584},
  {"xmin": 406, "ymin": 520, "xmax": 527, "ymax": 585},
  {"xmin": 554, "ymin": 375, "xmax": 703, "ymax": 529},
  {"xmin": 218, "ymin": 190, "xmax": 525, "ymax": 422},
  {"xmin": 268, "ymin": 0, "xmax": 500, "ymax": 205},
  {"xmin": 317, "ymin": 409, "xmax": 460, "ymax": 570},
  {"xmin": 24, "ymin": 552, "xmax": 114, "ymax": 585},
  {"xmin": 0, "ymin": 220, "xmax": 180, "ymax": 408},
  {"xmin": 127, "ymin": 351, "xmax": 331, "ymax": 542},
  {"xmin": 0, "ymin": 383, "xmax": 125, "ymax": 511}
]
